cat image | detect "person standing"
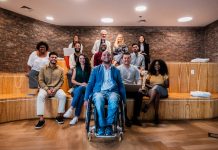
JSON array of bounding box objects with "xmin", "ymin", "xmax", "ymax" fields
[
  {"xmin": 67, "ymin": 42, "xmax": 82, "ymax": 88},
  {"xmin": 27, "ymin": 41, "xmax": 50, "ymax": 89},
  {"xmin": 91, "ymin": 30, "xmax": 111, "ymax": 54},
  {"xmin": 138, "ymin": 35, "xmax": 150, "ymax": 70}
]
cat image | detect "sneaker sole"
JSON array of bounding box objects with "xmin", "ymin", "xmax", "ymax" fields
[
  {"xmin": 35, "ymin": 124, "xmax": 45, "ymax": 129},
  {"xmin": 56, "ymin": 120, "xmax": 64, "ymax": 124}
]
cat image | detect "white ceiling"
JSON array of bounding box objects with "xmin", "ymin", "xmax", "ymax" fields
[{"xmin": 0, "ymin": 0, "xmax": 218, "ymax": 26}]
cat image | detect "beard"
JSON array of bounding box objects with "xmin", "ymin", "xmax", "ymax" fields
[{"xmin": 75, "ymin": 48, "xmax": 80, "ymax": 52}]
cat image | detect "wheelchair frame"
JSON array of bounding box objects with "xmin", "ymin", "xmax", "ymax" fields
[{"xmin": 85, "ymin": 98, "xmax": 125, "ymax": 142}]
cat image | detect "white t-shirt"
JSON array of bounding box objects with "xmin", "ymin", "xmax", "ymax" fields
[
  {"xmin": 27, "ymin": 51, "xmax": 49, "ymax": 71},
  {"xmin": 68, "ymin": 43, "xmax": 83, "ymax": 53}
]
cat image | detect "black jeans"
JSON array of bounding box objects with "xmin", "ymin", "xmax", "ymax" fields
[{"xmin": 126, "ymin": 92, "xmax": 143, "ymax": 120}]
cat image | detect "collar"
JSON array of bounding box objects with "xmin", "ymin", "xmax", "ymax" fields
[{"xmin": 47, "ymin": 63, "xmax": 58, "ymax": 69}]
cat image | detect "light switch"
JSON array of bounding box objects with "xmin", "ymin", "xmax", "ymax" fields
[{"xmin": 191, "ymin": 69, "xmax": 195, "ymax": 75}]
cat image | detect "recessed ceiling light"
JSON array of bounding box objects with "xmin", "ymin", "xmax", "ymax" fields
[
  {"xmin": 177, "ymin": 17, "xmax": 192, "ymax": 22},
  {"xmin": 101, "ymin": 18, "xmax": 113, "ymax": 23},
  {"xmin": 135, "ymin": 5, "xmax": 147, "ymax": 12},
  {"xmin": 46, "ymin": 16, "xmax": 54, "ymax": 21}
]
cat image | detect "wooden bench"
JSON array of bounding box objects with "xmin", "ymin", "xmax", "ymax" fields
[
  {"xmin": 1, "ymin": 61, "xmax": 218, "ymax": 123},
  {"xmin": 127, "ymin": 62, "xmax": 218, "ymax": 120}
]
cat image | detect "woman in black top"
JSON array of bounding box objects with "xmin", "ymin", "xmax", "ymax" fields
[{"xmin": 138, "ymin": 35, "xmax": 150, "ymax": 70}]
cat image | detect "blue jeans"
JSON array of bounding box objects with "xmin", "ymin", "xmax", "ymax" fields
[
  {"xmin": 71, "ymin": 86, "xmax": 86, "ymax": 117},
  {"xmin": 92, "ymin": 91, "xmax": 120, "ymax": 127}
]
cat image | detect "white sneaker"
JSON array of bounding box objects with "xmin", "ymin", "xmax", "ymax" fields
[
  {"xmin": 69, "ymin": 117, "xmax": 78, "ymax": 125},
  {"xmin": 63, "ymin": 108, "xmax": 73, "ymax": 118}
]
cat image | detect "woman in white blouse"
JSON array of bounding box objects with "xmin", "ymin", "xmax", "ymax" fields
[{"xmin": 27, "ymin": 41, "xmax": 50, "ymax": 88}]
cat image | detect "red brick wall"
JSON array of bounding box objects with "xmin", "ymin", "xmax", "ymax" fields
[
  {"xmin": 0, "ymin": 8, "xmax": 217, "ymax": 72},
  {"xmin": 204, "ymin": 21, "xmax": 218, "ymax": 62}
]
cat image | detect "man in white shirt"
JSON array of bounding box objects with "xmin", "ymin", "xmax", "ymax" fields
[
  {"xmin": 91, "ymin": 30, "xmax": 111, "ymax": 54},
  {"xmin": 67, "ymin": 42, "xmax": 82, "ymax": 88}
]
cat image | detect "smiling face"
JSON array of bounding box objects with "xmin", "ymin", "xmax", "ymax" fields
[
  {"xmin": 101, "ymin": 51, "xmax": 112, "ymax": 64},
  {"xmin": 74, "ymin": 42, "xmax": 81, "ymax": 53},
  {"xmin": 49, "ymin": 54, "xmax": 58, "ymax": 65},
  {"xmin": 154, "ymin": 61, "xmax": 160, "ymax": 71},
  {"xmin": 122, "ymin": 54, "xmax": 131, "ymax": 66},
  {"xmin": 101, "ymin": 30, "xmax": 107, "ymax": 39},
  {"xmin": 38, "ymin": 45, "xmax": 47, "ymax": 54},
  {"xmin": 139, "ymin": 36, "xmax": 145, "ymax": 43},
  {"xmin": 73, "ymin": 35, "xmax": 79, "ymax": 42},
  {"xmin": 132, "ymin": 44, "xmax": 139, "ymax": 53},
  {"xmin": 79, "ymin": 55, "xmax": 85, "ymax": 65}
]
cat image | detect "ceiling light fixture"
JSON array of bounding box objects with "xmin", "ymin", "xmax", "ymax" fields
[
  {"xmin": 135, "ymin": 5, "xmax": 147, "ymax": 12},
  {"xmin": 177, "ymin": 17, "xmax": 192, "ymax": 22},
  {"xmin": 101, "ymin": 18, "xmax": 113, "ymax": 23},
  {"xmin": 0, "ymin": 0, "xmax": 7, "ymax": 2},
  {"xmin": 46, "ymin": 16, "xmax": 54, "ymax": 21}
]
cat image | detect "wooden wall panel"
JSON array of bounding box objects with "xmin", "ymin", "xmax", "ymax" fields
[
  {"xmin": 208, "ymin": 63, "xmax": 218, "ymax": 93},
  {"xmin": 141, "ymin": 99, "xmax": 218, "ymax": 120},
  {"xmin": 197, "ymin": 63, "xmax": 208, "ymax": 91},
  {"xmin": 1, "ymin": 61, "xmax": 218, "ymax": 97},
  {"xmin": 168, "ymin": 62, "xmax": 181, "ymax": 93},
  {"xmin": 178, "ymin": 63, "xmax": 190, "ymax": 93}
]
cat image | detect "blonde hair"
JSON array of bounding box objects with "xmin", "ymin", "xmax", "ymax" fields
[{"xmin": 114, "ymin": 34, "xmax": 125, "ymax": 48}]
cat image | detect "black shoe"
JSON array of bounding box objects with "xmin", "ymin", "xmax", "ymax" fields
[
  {"xmin": 35, "ymin": 120, "xmax": 45, "ymax": 129},
  {"xmin": 56, "ymin": 116, "xmax": 64, "ymax": 124},
  {"xmin": 154, "ymin": 115, "xmax": 160, "ymax": 125},
  {"xmin": 132, "ymin": 118, "xmax": 142, "ymax": 126},
  {"xmin": 125, "ymin": 117, "xmax": 132, "ymax": 127},
  {"xmin": 142, "ymin": 104, "xmax": 149, "ymax": 113}
]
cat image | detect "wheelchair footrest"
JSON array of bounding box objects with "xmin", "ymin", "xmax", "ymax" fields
[{"xmin": 94, "ymin": 133, "xmax": 118, "ymax": 138}]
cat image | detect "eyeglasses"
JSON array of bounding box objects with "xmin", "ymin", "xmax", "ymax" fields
[{"xmin": 39, "ymin": 46, "xmax": 46, "ymax": 49}]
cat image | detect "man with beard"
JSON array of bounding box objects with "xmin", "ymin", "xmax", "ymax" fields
[
  {"xmin": 117, "ymin": 52, "xmax": 142, "ymax": 126},
  {"xmin": 67, "ymin": 42, "xmax": 82, "ymax": 88},
  {"xmin": 93, "ymin": 43, "xmax": 107, "ymax": 66},
  {"xmin": 91, "ymin": 30, "xmax": 111, "ymax": 54},
  {"xmin": 35, "ymin": 52, "xmax": 66, "ymax": 129},
  {"xmin": 130, "ymin": 43, "xmax": 145, "ymax": 71},
  {"xmin": 84, "ymin": 51, "xmax": 126, "ymax": 136}
]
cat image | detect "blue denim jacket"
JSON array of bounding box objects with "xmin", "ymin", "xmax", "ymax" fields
[{"xmin": 84, "ymin": 64, "xmax": 126, "ymax": 103}]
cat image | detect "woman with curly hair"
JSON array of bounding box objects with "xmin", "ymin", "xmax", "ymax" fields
[
  {"xmin": 142, "ymin": 59, "xmax": 169, "ymax": 124},
  {"xmin": 64, "ymin": 54, "xmax": 91, "ymax": 125},
  {"xmin": 27, "ymin": 41, "xmax": 50, "ymax": 89}
]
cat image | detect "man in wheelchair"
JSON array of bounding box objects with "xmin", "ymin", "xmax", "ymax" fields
[{"xmin": 84, "ymin": 50, "xmax": 126, "ymax": 136}]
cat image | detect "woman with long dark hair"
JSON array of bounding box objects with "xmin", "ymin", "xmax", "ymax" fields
[
  {"xmin": 138, "ymin": 35, "xmax": 150, "ymax": 70},
  {"xmin": 142, "ymin": 59, "xmax": 169, "ymax": 124},
  {"xmin": 64, "ymin": 54, "xmax": 91, "ymax": 125}
]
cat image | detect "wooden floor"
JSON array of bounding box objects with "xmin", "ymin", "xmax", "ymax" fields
[{"xmin": 0, "ymin": 119, "xmax": 218, "ymax": 150}]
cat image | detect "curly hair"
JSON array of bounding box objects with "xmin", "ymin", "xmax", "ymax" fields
[
  {"xmin": 36, "ymin": 41, "xmax": 49, "ymax": 51},
  {"xmin": 76, "ymin": 54, "xmax": 91, "ymax": 74},
  {"xmin": 148, "ymin": 59, "xmax": 168, "ymax": 75}
]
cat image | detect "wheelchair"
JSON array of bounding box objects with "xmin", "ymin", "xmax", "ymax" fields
[{"xmin": 85, "ymin": 98, "xmax": 125, "ymax": 142}]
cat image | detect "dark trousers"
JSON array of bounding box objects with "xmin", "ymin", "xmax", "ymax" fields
[{"xmin": 126, "ymin": 92, "xmax": 143, "ymax": 120}]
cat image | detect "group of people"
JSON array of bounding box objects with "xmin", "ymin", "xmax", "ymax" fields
[{"xmin": 27, "ymin": 29, "xmax": 169, "ymax": 136}]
